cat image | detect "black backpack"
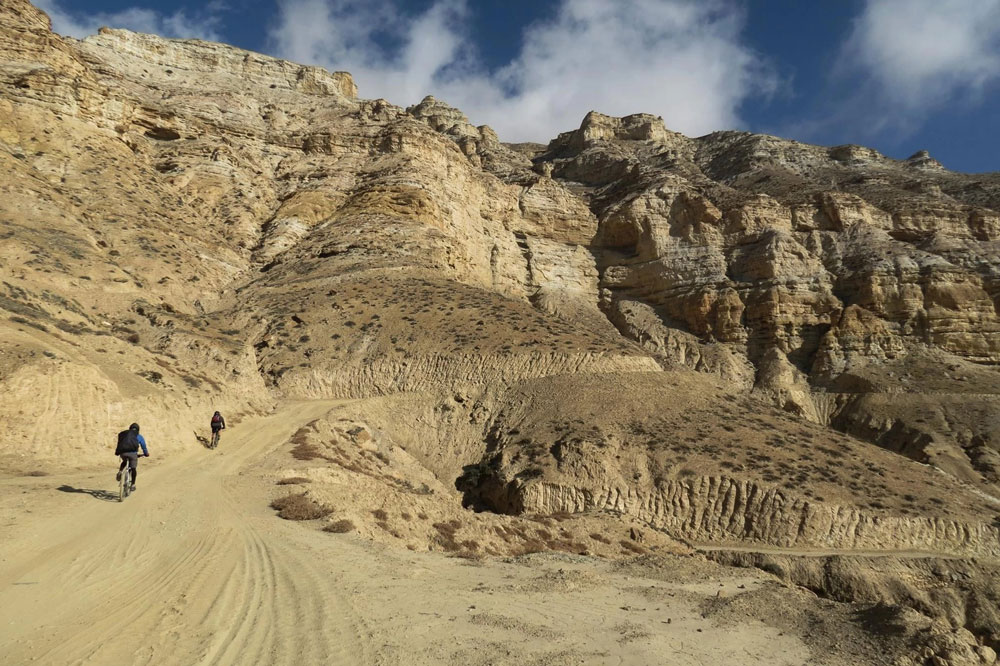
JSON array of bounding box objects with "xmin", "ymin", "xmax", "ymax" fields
[{"xmin": 115, "ymin": 429, "xmax": 139, "ymax": 455}]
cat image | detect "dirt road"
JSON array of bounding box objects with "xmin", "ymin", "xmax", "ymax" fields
[{"xmin": 0, "ymin": 402, "xmax": 818, "ymax": 665}]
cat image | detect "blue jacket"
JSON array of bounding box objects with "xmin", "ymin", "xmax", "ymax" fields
[{"xmin": 137, "ymin": 434, "xmax": 148, "ymax": 456}]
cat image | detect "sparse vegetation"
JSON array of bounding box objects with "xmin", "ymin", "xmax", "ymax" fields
[
  {"xmin": 138, "ymin": 370, "xmax": 163, "ymax": 383},
  {"xmin": 270, "ymin": 493, "xmax": 332, "ymax": 521},
  {"xmin": 323, "ymin": 519, "xmax": 355, "ymax": 533},
  {"xmin": 9, "ymin": 315, "xmax": 49, "ymax": 332},
  {"xmin": 619, "ymin": 540, "xmax": 646, "ymax": 555},
  {"xmin": 277, "ymin": 477, "xmax": 311, "ymax": 485}
]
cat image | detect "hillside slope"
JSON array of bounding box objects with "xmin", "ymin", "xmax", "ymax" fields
[
  {"xmin": 4, "ymin": 2, "xmax": 1000, "ymax": 662},
  {"xmin": 2, "ymin": 0, "xmax": 999, "ymax": 567}
]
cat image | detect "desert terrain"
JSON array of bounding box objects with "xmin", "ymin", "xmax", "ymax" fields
[{"xmin": 1, "ymin": 1, "xmax": 999, "ymax": 664}]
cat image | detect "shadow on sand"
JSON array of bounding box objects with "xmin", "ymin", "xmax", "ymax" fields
[{"xmin": 56, "ymin": 485, "xmax": 120, "ymax": 502}]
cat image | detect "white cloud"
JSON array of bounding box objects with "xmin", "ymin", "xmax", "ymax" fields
[
  {"xmin": 269, "ymin": 0, "xmax": 776, "ymax": 142},
  {"xmin": 840, "ymin": 0, "xmax": 1000, "ymax": 117},
  {"xmin": 35, "ymin": 0, "xmax": 223, "ymax": 41},
  {"xmin": 271, "ymin": 0, "xmax": 471, "ymax": 109}
]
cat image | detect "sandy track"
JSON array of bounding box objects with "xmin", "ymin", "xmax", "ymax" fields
[
  {"xmin": 0, "ymin": 401, "xmax": 370, "ymax": 665},
  {"xmin": 0, "ymin": 402, "xmax": 820, "ymax": 665}
]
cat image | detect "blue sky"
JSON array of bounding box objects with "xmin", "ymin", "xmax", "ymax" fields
[{"xmin": 38, "ymin": 0, "xmax": 1000, "ymax": 173}]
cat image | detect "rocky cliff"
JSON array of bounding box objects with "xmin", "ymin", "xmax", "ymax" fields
[{"xmin": 1, "ymin": 0, "xmax": 999, "ymax": 566}]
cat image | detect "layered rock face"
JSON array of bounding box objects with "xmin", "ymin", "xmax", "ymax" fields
[
  {"xmin": 1, "ymin": 0, "xmax": 998, "ymax": 566},
  {"xmin": 527, "ymin": 112, "xmax": 1000, "ymax": 491}
]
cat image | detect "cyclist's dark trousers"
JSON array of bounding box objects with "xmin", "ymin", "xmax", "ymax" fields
[{"xmin": 119, "ymin": 453, "xmax": 138, "ymax": 484}]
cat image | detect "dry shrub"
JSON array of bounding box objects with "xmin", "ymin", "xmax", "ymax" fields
[
  {"xmin": 324, "ymin": 519, "xmax": 355, "ymax": 533},
  {"xmin": 546, "ymin": 538, "xmax": 588, "ymax": 554},
  {"xmin": 24, "ymin": 470, "xmax": 49, "ymax": 477},
  {"xmin": 433, "ymin": 519, "xmax": 462, "ymax": 537},
  {"xmin": 432, "ymin": 519, "xmax": 464, "ymax": 551},
  {"xmin": 589, "ymin": 532, "xmax": 611, "ymax": 544},
  {"xmin": 495, "ymin": 524, "xmax": 546, "ymax": 555},
  {"xmin": 291, "ymin": 440, "xmax": 324, "ymax": 461},
  {"xmin": 372, "ymin": 509, "xmax": 389, "ymax": 521},
  {"xmin": 400, "ymin": 512, "xmax": 412, "ymax": 521},
  {"xmin": 181, "ymin": 375, "xmax": 202, "ymax": 388},
  {"xmin": 619, "ymin": 540, "xmax": 647, "ymax": 554},
  {"xmin": 289, "ymin": 423, "xmax": 328, "ymax": 461},
  {"xmin": 401, "ymin": 480, "xmax": 433, "ymax": 495},
  {"xmin": 491, "ymin": 521, "xmax": 591, "ymax": 556},
  {"xmin": 277, "ymin": 477, "xmax": 310, "ymax": 485},
  {"xmin": 338, "ymin": 457, "xmax": 369, "ymax": 474},
  {"xmin": 508, "ymin": 540, "xmax": 547, "ymax": 556},
  {"xmin": 270, "ymin": 493, "xmax": 331, "ymax": 520}
]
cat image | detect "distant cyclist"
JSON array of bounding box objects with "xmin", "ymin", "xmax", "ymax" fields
[
  {"xmin": 210, "ymin": 411, "xmax": 226, "ymax": 448},
  {"xmin": 115, "ymin": 423, "xmax": 148, "ymax": 491}
]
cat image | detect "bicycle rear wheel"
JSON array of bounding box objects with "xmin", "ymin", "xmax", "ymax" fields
[{"xmin": 118, "ymin": 464, "xmax": 127, "ymax": 502}]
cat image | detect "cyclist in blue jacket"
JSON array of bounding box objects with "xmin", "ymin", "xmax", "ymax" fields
[{"xmin": 115, "ymin": 423, "xmax": 148, "ymax": 491}]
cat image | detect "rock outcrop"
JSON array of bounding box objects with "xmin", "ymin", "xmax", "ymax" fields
[{"xmin": 523, "ymin": 112, "xmax": 1000, "ymax": 492}]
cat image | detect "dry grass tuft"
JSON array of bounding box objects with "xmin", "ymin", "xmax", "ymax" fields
[
  {"xmin": 276, "ymin": 476, "xmax": 311, "ymax": 485},
  {"xmin": 432, "ymin": 519, "xmax": 464, "ymax": 551},
  {"xmin": 270, "ymin": 493, "xmax": 332, "ymax": 520},
  {"xmin": 324, "ymin": 519, "xmax": 355, "ymax": 533},
  {"xmin": 291, "ymin": 439, "xmax": 324, "ymax": 461},
  {"xmin": 619, "ymin": 540, "xmax": 647, "ymax": 555},
  {"xmin": 289, "ymin": 422, "xmax": 329, "ymax": 461}
]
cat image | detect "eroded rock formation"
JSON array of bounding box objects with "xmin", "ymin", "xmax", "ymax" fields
[{"xmin": 1, "ymin": 0, "xmax": 998, "ymax": 570}]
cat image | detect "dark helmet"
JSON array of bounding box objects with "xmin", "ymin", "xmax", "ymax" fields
[
  {"xmin": 129, "ymin": 423, "xmax": 140, "ymax": 432},
  {"xmin": 214, "ymin": 411, "xmax": 220, "ymax": 416}
]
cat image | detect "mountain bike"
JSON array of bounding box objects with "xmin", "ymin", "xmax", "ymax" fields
[
  {"xmin": 117, "ymin": 454, "xmax": 147, "ymax": 501},
  {"xmin": 118, "ymin": 458, "xmax": 131, "ymax": 502},
  {"xmin": 210, "ymin": 429, "xmax": 222, "ymax": 449}
]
